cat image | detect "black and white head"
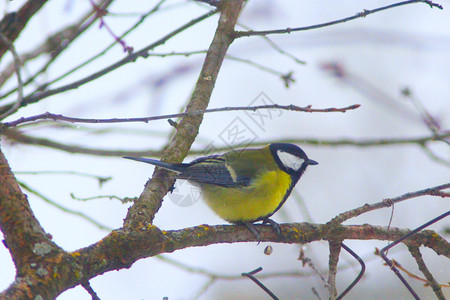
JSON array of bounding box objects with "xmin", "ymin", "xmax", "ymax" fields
[{"xmin": 269, "ymin": 143, "xmax": 318, "ymax": 179}]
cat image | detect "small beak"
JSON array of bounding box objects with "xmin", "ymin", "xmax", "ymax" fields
[{"xmin": 306, "ymin": 159, "xmax": 319, "ymax": 166}]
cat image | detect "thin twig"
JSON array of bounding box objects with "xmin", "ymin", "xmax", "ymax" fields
[
  {"xmin": 71, "ymin": 193, "xmax": 136, "ymax": 204},
  {"xmin": 298, "ymin": 248, "xmax": 329, "ymax": 289},
  {"xmin": 3, "ymin": 104, "xmax": 360, "ymax": 128},
  {"xmin": 419, "ymin": 144, "xmax": 450, "ymax": 167},
  {"xmin": 330, "ymin": 183, "xmax": 450, "ymax": 224},
  {"xmin": 7, "ymin": 0, "xmax": 166, "ymax": 98},
  {"xmin": 15, "ymin": 170, "xmax": 112, "ymax": 187},
  {"xmin": 375, "ymin": 250, "xmax": 450, "ymax": 288},
  {"xmin": 0, "ymin": 0, "xmax": 114, "ymax": 96},
  {"xmin": 18, "ymin": 181, "xmax": 113, "ymax": 231},
  {"xmin": 235, "ymin": 0, "xmax": 443, "ymax": 38},
  {"xmin": 0, "ymin": 33, "xmax": 24, "ymax": 120},
  {"xmin": 401, "ymin": 87, "xmax": 444, "ymax": 141},
  {"xmin": 0, "ymin": 10, "xmax": 217, "ymax": 114},
  {"xmin": 192, "ymin": 277, "xmax": 215, "ymax": 300},
  {"xmin": 81, "ymin": 281, "xmax": 101, "ymax": 300},
  {"xmin": 3, "ymin": 129, "xmax": 448, "ymax": 158},
  {"xmin": 379, "ymin": 211, "xmax": 450, "ymax": 300},
  {"xmin": 237, "ymin": 22, "xmax": 306, "ymax": 65},
  {"xmin": 408, "ymin": 246, "xmax": 446, "ymax": 300},
  {"xmin": 225, "ymin": 54, "xmax": 295, "ymax": 87},
  {"xmin": 88, "ymin": 0, "xmax": 133, "ymax": 53}
]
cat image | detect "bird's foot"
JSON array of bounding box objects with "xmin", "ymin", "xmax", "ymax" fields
[
  {"xmin": 241, "ymin": 222, "xmax": 260, "ymax": 243},
  {"xmin": 262, "ymin": 218, "xmax": 281, "ymax": 237},
  {"xmin": 168, "ymin": 183, "xmax": 176, "ymax": 193}
]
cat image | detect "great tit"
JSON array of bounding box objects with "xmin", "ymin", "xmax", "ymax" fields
[{"xmin": 124, "ymin": 143, "xmax": 318, "ymax": 239}]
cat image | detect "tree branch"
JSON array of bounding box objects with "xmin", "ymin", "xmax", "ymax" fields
[
  {"xmin": 330, "ymin": 182, "xmax": 450, "ymax": 224},
  {"xmin": 234, "ymin": 0, "xmax": 443, "ymax": 38},
  {"xmin": 408, "ymin": 246, "xmax": 446, "ymax": 300},
  {"xmin": 2, "ymin": 104, "xmax": 360, "ymax": 128},
  {"xmin": 0, "ymin": 149, "xmax": 59, "ymax": 272},
  {"xmin": 2, "ymin": 128, "xmax": 448, "ymax": 157},
  {"xmin": 0, "ymin": 9, "xmax": 217, "ymax": 115},
  {"xmin": 0, "ymin": 33, "xmax": 24, "ymax": 119},
  {"xmin": 0, "ymin": 0, "xmax": 49, "ymax": 59},
  {"xmin": 123, "ymin": 0, "xmax": 245, "ymax": 228},
  {"xmin": 327, "ymin": 241, "xmax": 342, "ymax": 299},
  {"xmin": 0, "ymin": 0, "xmax": 114, "ymax": 93}
]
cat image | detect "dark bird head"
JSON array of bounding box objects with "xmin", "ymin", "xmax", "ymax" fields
[{"xmin": 269, "ymin": 143, "xmax": 318, "ymax": 179}]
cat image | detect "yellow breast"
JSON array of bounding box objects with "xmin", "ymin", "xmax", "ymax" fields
[{"xmin": 200, "ymin": 170, "xmax": 292, "ymax": 222}]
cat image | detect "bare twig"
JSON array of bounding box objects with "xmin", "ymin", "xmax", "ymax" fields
[
  {"xmin": 322, "ymin": 62, "xmax": 421, "ymax": 123},
  {"xmin": 3, "ymin": 129, "xmax": 448, "ymax": 158},
  {"xmin": 81, "ymin": 281, "xmax": 101, "ymax": 300},
  {"xmin": 18, "ymin": 181, "xmax": 112, "ymax": 231},
  {"xmin": 88, "ymin": 0, "xmax": 133, "ymax": 53},
  {"xmin": 401, "ymin": 87, "xmax": 444, "ymax": 140},
  {"xmin": 0, "ymin": 0, "xmax": 114, "ymax": 94},
  {"xmin": 235, "ymin": 1, "xmax": 443, "ymax": 38},
  {"xmin": 0, "ymin": 10, "xmax": 217, "ymax": 115},
  {"xmin": 0, "ymin": 34, "xmax": 24, "ymax": 120},
  {"xmin": 298, "ymin": 248, "xmax": 329, "ymax": 289},
  {"xmin": 330, "ymin": 183, "xmax": 450, "ymax": 224},
  {"xmin": 3, "ymin": 104, "xmax": 360, "ymax": 128},
  {"xmin": 225, "ymin": 54, "xmax": 295, "ymax": 87},
  {"xmin": 327, "ymin": 241, "xmax": 342, "ymax": 299},
  {"xmin": 374, "ymin": 251, "xmax": 450, "ymax": 289},
  {"xmin": 16, "ymin": 170, "xmax": 112, "ymax": 187},
  {"xmin": 22, "ymin": 0, "xmax": 167, "ymax": 94},
  {"xmin": 237, "ymin": 22, "xmax": 306, "ymax": 65},
  {"xmin": 408, "ymin": 246, "xmax": 446, "ymax": 300},
  {"xmin": 419, "ymin": 144, "xmax": 450, "ymax": 167},
  {"xmin": 380, "ymin": 211, "xmax": 450, "ymax": 300},
  {"xmin": 71, "ymin": 193, "xmax": 136, "ymax": 204}
]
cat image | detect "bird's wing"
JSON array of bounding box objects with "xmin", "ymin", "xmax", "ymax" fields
[{"xmin": 178, "ymin": 155, "xmax": 250, "ymax": 187}]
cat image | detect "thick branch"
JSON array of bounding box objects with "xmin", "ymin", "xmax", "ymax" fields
[
  {"xmin": 123, "ymin": 0, "xmax": 245, "ymax": 228},
  {"xmin": 0, "ymin": 149, "xmax": 58, "ymax": 271},
  {"xmin": 1, "ymin": 220, "xmax": 447, "ymax": 298}
]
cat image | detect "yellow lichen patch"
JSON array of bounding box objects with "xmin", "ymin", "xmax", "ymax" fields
[
  {"xmin": 198, "ymin": 224, "xmax": 211, "ymax": 231},
  {"xmin": 74, "ymin": 270, "xmax": 83, "ymax": 280},
  {"xmin": 109, "ymin": 231, "xmax": 120, "ymax": 238},
  {"xmin": 290, "ymin": 226, "xmax": 300, "ymax": 233},
  {"xmin": 70, "ymin": 252, "xmax": 81, "ymax": 257}
]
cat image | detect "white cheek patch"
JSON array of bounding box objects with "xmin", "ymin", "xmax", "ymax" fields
[{"xmin": 277, "ymin": 150, "xmax": 304, "ymax": 171}]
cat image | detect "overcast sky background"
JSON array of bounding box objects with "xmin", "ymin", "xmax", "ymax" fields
[{"xmin": 0, "ymin": 1, "xmax": 449, "ymax": 299}]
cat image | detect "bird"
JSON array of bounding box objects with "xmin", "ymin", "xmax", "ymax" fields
[{"xmin": 124, "ymin": 143, "xmax": 318, "ymax": 239}]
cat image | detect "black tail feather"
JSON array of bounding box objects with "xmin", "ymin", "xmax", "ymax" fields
[{"xmin": 123, "ymin": 157, "xmax": 187, "ymax": 173}]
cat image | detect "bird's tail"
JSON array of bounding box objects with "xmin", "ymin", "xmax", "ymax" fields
[{"xmin": 123, "ymin": 157, "xmax": 187, "ymax": 173}]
